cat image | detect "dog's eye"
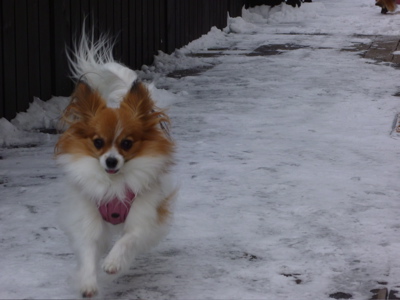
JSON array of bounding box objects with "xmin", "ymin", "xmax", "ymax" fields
[
  {"xmin": 93, "ymin": 138, "xmax": 105, "ymax": 149},
  {"xmin": 120, "ymin": 139, "xmax": 133, "ymax": 151}
]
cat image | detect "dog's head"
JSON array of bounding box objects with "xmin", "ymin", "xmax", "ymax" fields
[{"xmin": 55, "ymin": 81, "xmax": 173, "ymax": 177}]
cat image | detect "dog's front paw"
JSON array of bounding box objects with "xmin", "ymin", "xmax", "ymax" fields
[
  {"xmin": 79, "ymin": 272, "xmax": 98, "ymax": 298},
  {"xmin": 102, "ymin": 255, "xmax": 122, "ymax": 275},
  {"xmin": 81, "ymin": 284, "xmax": 98, "ymax": 298}
]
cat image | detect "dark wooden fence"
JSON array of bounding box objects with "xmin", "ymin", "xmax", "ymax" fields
[{"xmin": 0, "ymin": 0, "xmax": 244, "ymax": 120}]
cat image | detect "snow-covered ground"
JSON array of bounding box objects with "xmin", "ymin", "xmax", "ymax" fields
[{"xmin": 2, "ymin": 0, "xmax": 400, "ymax": 299}]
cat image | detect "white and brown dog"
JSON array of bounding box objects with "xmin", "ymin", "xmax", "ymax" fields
[{"xmin": 55, "ymin": 32, "xmax": 177, "ymax": 298}]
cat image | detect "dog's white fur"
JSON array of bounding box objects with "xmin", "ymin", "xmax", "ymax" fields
[
  {"xmin": 57, "ymin": 32, "xmax": 176, "ymax": 297},
  {"xmin": 67, "ymin": 32, "xmax": 137, "ymax": 108}
]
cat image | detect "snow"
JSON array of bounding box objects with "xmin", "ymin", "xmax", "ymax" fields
[{"xmin": 2, "ymin": 0, "xmax": 400, "ymax": 299}]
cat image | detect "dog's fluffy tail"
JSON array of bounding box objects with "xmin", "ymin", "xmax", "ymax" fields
[
  {"xmin": 67, "ymin": 31, "xmax": 115, "ymax": 80},
  {"xmin": 67, "ymin": 29, "xmax": 137, "ymax": 108}
]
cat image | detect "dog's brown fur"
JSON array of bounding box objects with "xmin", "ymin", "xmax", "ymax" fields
[{"xmin": 376, "ymin": 0, "xmax": 397, "ymax": 12}]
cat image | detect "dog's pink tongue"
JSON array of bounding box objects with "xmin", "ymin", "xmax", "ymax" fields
[
  {"xmin": 98, "ymin": 190, "xmax": 135, "ymax": 225},
  {"xmin": 106, "ymin": 169, "xmax": 118, "ymax": 174}
]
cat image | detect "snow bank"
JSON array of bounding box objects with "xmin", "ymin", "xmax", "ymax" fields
[
  {"xmin": 228, "ymin": 16, "xmax": 259, "ymax": 34},
  {"xmin": 149, "ymin": 84, "xmax": 183, "ymax": 108},
  {"xmin": 0, "ymin": 118, "xmax": 41, "ymax": 147},
  {"xmin": 11, "ymin": 96, "xmax": 69, "ymax": 131},
  {"xmin": 243, "ymin": 2, "xmax": 323, "ymax": 25},
  {"xmin": 148, "ymin": 27, "xmax": 229, "ymax": 76},
  {"xmin": 0, "ymin": 96, "xmax": 69, "ymax": 147}
]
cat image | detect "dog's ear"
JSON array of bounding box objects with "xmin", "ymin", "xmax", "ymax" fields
[
  {"xmin": 122, "ymin": 80, "xmax": 155, "ymax": 117},
  {"xmin": 63, "ymin": 81, "xmax": 106, "ymax": 123},
  {"xmin": 122, "ymin": 80, "xmax": 170, "ymax": 132}
]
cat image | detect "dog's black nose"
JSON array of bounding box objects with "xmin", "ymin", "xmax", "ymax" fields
[{"xmin": 106, "ymin": 157, "xmax": 118, "ymax": 169}]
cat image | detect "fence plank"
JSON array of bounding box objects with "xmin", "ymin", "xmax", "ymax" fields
[
  {"xmin": 202, "ymin": 1, "xmax": 210, "ymax": 36},
  {"xmin": 38, "ymin": 0, "xmax": 52, "ymax": 101},
  {"xmin": 81, "ymin": 0, "xmax": 90, "ymax": 20},
  {"xmin": 0, "ymin": 0, "xmax": 4, "ymax": 118},
  {"xmin": 194, "ymin": 1, "xmax": 202, "ymax": 40},
  {"xmin": 166, "ymin": 0, "xmax": 176, "ymax": 54},
  {"xmin": 2, "ymin": 0, "xmax": 17, "ymax": 120},
  {"xmin": 189, "ymin": 1, "xmax": 196, "ymax": 42},
  {"xmin": 158, "ymin": 0, "xmax": 167, "ymax": 53},
  {"xmin": 27, "ymin": 0, "xmax": 41, "ymax": 102},
  {"xmin": 216, "ymin": 0, "xmax": 223, "ymax": 30},
  {"xmin": 154, "ymin": 0, "xmax": 161, "ymax": 55},
  {"xmin": 182, "ymin": 0, "xmax": 188, "ymax": 47},
  {"xmin": 128, "ymin": 1, "xmax": 137, "ymax": 68},
  {"xmin": 106, "ymin": 0, "xmax": 114, "ymax": 35},
  {"xmin": 210, "ymin": 0, "xmax": 216, "ymax": 31},
  {"xmin": 14, "ymin": 0, "xmax": 29, "ymax": 113},
  {"xmin": 113, "ymin": 0, "xmax": 122, "ymax": 60},
  {"xmin": 142, "ymin": 0, "xmax": 153, "ymax": 66},
  {"xmin": 149, "ymin": 0, "xmax": 156, "ymax": 59},
  {"xmin": 218, "ymin": 0, "xmax": 224, "ymax": 29},
  {"xmin": 142, "ymin": 0, "xmax": 149, "ymax": 65},
  {"xmin": 229, "ymin": 0, "xmax": 243, "ymax": 17},
  {"xmin": 97, "ymin": 0, "xmax": 107, "ymax": 35},
  {"xmin": 121, "ymin": 0, "xmax": 130, "ymax": 65},
  {"xmin": 221, "ymin": 0, "xmax": 229, "ymax": 29},
  {"xmin": 134, "ymin": 0, "xmax": 144, "ymax": 68},
  {"xmin": 52, "ymin": 0, "xmax": 73, "ymax": 96},
  {"xmin": 70, "ymin": 0, "xmax": 82, "ymax": 45},
  {"xmin": 88, "ymin": 0, "xmax": 99, "ymax": 39},
  {"xmin": 176, "ymin": 0, "xmax": 184, "ymax": 49}
]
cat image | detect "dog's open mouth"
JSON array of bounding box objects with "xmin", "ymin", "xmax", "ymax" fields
[{"xmin": 106, "ymin": 169, "xmax": 119, "ymax": 175}]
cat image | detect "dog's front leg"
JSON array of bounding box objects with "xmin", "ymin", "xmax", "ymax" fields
[
  {"xmin": 102, "ymin": 231, "xmax": 137, "ymax": 274},
  {"xmin": 77, "ymin": 241, "xmax": 100, "ymax": 298},
  {"xmin": 102, "ymin": 191, "xmax": 167, "ymax": 275},
  {"xmin": 102, "ymin": 217, "xmax": 167, "ymax": 274},
  {"xmin": 63, "ymin": 198, "xmax": 106, "ymax": 298},
  {"xmin": 73, "ymin": 219, "xmax": 108, "ymax": 298}
]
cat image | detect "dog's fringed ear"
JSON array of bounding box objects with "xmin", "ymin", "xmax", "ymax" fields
[
  {"xmin": 122, "ymin": 80, "xmax": 155, "ymax": 116},
  {"xmin": 63, "ymin": 81, "xmax": 106, "ymax": 123},
  {"xmin": 122, "ymin": 80, "xmax": 171, "ymax": 135},
  {"xmin": 130, "ymin": 79, "xmax": 142, "ymax": 93}
]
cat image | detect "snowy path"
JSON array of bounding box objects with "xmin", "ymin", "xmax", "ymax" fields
[{"xmin": 2, "ymin": 1, "xmax": 400, "ymax": 299}]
